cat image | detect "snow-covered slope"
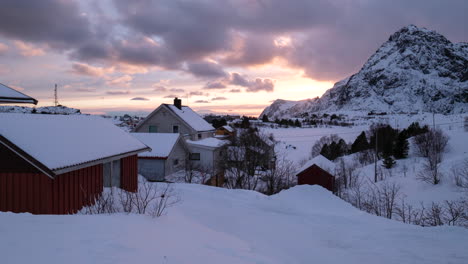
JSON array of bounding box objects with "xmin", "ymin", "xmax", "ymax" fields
[
  {"xmin": 262, "ymin": 25, "xmax": 468, "ymax": 119},
  {"xmin": 0, "ymin": 105, "xmax": 81, "ymax": 115},
  {"xmin": 1, "ymin": 183, "xmax": 467, "ymax": 264}
]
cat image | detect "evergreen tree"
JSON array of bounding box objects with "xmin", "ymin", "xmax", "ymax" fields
[
  {"xmin": 262, "ymin": 115, "xmax": 269, "ymax": 123},
  {"xmin": 241, "ymin": 116, "xmax": 251, "ymax": 128},
  {"xmin": 351, "ymin": 131, "xmax": 370, "ymax": 153},
  {"xmin": 294, "ymin": 119, "xmax": 301, "ymax": 127},
  {"xmin": 393, "ymin": 132, "xmax": 409, "ymax": 159},
  {"xmin": 320, "ymin": 144, "xmax": 331, "ymax": 160},
  {"xmin": 382, "ymin": 154, "xmax": 396, "ymax": 169}
]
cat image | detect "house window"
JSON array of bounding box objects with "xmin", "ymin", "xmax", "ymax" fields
[
  {"xmin": 149, "ymin": 125, "xmax": 157, "ymax": 133},
  {"xmin": 103, "ymin": 160, "xmax": 121, "ymax": 187},
  {"xmin": 173, "ymin": 125, "xmax": 179, "ymax": 133},
  {"xmin": 197, "ymin": 133, "xmax": 202, "ymax": 139},
  {"xmin": 190, "ymin": 153, "xmax": 201, "ymax": 160}
]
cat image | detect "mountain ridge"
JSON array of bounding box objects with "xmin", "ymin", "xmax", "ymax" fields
[{"xmin": 261, "ymin": 25, "xmax": 468, "ymax": 119}]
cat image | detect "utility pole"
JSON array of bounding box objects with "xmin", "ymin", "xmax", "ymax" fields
[
  {"xmin": 54, "ymin": 84, "xmax": 59, "ymax": 107},
  {"xmin": 374, "ymin": 129, "xmax": 378, "ymax": 183}
]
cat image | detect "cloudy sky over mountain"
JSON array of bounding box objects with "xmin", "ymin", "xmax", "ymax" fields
[{"xmin": 0, "ymin": 0, "xmax": 466, "ymax": 115}]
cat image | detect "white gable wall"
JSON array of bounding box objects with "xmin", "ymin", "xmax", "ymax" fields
[{"xmin": 135, "ymin": 106, "xmax": 194, "ymax": 135}]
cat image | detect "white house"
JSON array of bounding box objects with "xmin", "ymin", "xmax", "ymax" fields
[
  {"xmin": 131, "ymin": 133, "xmax": 189, "ymax": 181},
  {"xmin": 186, "ymin": 137, "xmax": 230, "ymax": 173},
  {"xmin": 133, "ymin": 98, "xmax": 215, "ymax": 141}
]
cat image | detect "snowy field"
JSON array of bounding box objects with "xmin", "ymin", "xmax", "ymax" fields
[
  {"xmin": 263, "ymin": 112, "xmax": 468, "ymax": 207},
  {"xmin": 263, "ymin": 112, "xmax": 467, "ymax": 166},
  {"xmin": 1, "ymin": 183, "xmax": 468, "ymax": 264}
]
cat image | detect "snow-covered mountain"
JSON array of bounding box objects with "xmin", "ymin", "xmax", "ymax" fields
[{"xmin": 262, "ymin": 25, "xmax": 468, "ymax": 119}]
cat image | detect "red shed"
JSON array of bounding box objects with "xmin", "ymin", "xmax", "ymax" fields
[
  {"xmin": 296, "ymin": 155, "xmax": 336, "ymax": 192},
  {"xmin": 0, "ymin": 113, "xmax": 150, "ymax": 214}
]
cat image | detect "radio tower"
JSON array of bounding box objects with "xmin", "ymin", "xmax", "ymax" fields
[{"xmin": 54, "ymin": 84, "xmax": 59, "ymax": 106}]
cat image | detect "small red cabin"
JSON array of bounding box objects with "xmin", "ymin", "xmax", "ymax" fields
[
  {"xmin": 0, "ymin": 113, "xmax": 150, "ymax": 214},
  {"xmin": 296, "ymin": 155, "xmax": 335, "ymax": 192}
]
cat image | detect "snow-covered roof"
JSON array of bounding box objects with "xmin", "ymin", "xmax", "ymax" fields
[
  {"xmin": 297, "ymin": 155, "xmax": 336, "ymax": 175},
  {"xmin": 130, "ymin": 133, "xmax": 182, "ymax": 158},
  {"xmin": 166, "ymin": 105, "xmax": 214, "ymax": 132},
  {"xmin": 221, "ymin": 125, "xmax": 234, "ymax": 132},
  {"xmin": 0, "ymin": 113, "xmax": 149, "ymax": 174},
  {"xmin": 0, "ymin": 83, "xmax": 37, "ymax": 104},
  {"xmin": 187, "ymin": 137, "xmax": 229, "ymax": 149}
]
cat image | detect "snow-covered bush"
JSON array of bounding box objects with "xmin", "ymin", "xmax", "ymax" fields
[{"xmin": 83, "ymin": 180, "xmax": 180, "ymax": 217}]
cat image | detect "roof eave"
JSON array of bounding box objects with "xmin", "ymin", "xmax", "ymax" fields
[{"xmin": 52, "ymin": 147, "xmax": 151, "ymax": 175}]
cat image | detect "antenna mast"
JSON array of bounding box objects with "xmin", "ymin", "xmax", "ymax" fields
[{"xmin": 54, "ymin": 84, "xmax": 59, "ymax": 106}]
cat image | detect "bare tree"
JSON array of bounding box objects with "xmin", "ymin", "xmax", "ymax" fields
[
  {"xmin": 413, "ymin": 128, "xmax": 449, "ymax": 160},
  {"xmin": 219, "ymin": 128, "xmax": 274, "ymax": 191},
  {"xmin": 260, "ymin": 156, "xmax": 296, "ymax": 195},
  {"xmin": 414, "ymin": 129, "xmax": 449, "ymax": 185},
  {"xmin": 452, "ymin": 159, "xmax": 468, "ymax": 189}
]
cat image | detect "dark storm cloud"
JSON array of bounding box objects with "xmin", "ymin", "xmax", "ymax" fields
[
  {"xmin": 0, "ymin": 0, "xmax": 466, "ymax": 82},
  {"xmin": 107, "ymin": 90, "xmax": 130, "ymax": 95},
  {"xmin": 0, "ymin": 0, "xmax": 91, "ymax": 48},
  {"xmin": 212, "ymin": 97, "xmax": 227, "ymax": 101},
  {"xmin": 131, "ymin": 97, "xmax": 150, "ymax": 101},
  {"xmin": 204, "ymin": 81, "xmax": 227, "ymax": 89},
  {"xmin": 203, "ymin": 73, "xmax": 275, "ymax": 92},
  {"xmin": 194, "ymin": 100, "xmax": 210, "ymax": 103},
  {"xmin": 186, "ymin": 61, "xmax": 228, "ymax": 78}
]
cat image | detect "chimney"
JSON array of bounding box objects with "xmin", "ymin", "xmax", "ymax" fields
[{"xmin": 174, "ymin": 97, "xmax": 182, "ymax": 109}]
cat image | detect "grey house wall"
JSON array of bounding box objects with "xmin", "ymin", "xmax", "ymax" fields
[
  {"xmin": 138, "ymin": 138, "xmax": 188, "ymax": 181},
  {"xmin": 138, "ymin": 159, "xmax": 165, "ymax": 181},
  {"xmin": 165, "ymin": 141, "xmax": 187, "ymax": 176}
]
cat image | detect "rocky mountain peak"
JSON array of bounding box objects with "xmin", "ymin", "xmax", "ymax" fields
[{"xmin": 261, "ymin": 25, "xmax": 467, "ymax": 119}]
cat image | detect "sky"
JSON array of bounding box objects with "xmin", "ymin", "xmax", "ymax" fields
[{"xmin": 0, "ymin": 0, "xmax": 466, "ymax": 116}]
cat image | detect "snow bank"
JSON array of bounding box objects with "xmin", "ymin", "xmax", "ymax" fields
[{"xmin": 1, "ymin": 183, "xmax": 467, "ymax": 263}]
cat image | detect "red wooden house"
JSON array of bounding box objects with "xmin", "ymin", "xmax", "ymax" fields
[
  {"xmin": 0, "ymin": 113, "xmax": 150, "ymax": 214},
  {"xmin": 296, "ymin": 155, "xmax": 336, "ymax": 192}
]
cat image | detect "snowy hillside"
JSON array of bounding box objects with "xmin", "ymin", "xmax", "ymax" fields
[
  {"xmin": 261, "ymin": 25, "xmax": 468, "ymax": 120},
  {"xmin": 0, "ymin": 105, "xmax": 81, "ymax": 115},
  {"xmin": 1, "ymin": 183, "xmax": 467, "ymax": 264}
]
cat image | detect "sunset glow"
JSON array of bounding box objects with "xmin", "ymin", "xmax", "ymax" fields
[{"xmin": 0, "ymin": 0, "xmax": 466, "ymax": 116}]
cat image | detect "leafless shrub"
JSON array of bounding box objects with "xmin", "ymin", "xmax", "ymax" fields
[
  {"xmin": 443, "ymin": 200, "xmax": 467, "ymax": 226},
  {"xmin": 355, "ymin": 149, "xmax": 374, "ymax": 166},
  {"xmin": 83, "ymin": 189, "xmax": 117, "ymax": 214},
  {"xmin": 464, "ymin": 117, "xmax": 468, "ymax": 132},
  {"xmin": 83, "ymin": 180, "xmax": 180, "ymax": 218},
  {"xmin": 132, "ymin": 180, "xmax": 159, "ymax": 214},
  {"xmin": 452, "ymin": 159, "xmax": 468, "ymax": 189},
  {"xmin": 148, "ymin": 183, "xmax": 181, "ymax": 218},
  {"xmin": 424, "ymin": 202, "xmax": 444, "ymax": 226}
]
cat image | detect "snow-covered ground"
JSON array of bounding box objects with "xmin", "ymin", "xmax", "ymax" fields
[
  {"xmin": 1, "ymin": 183, "xmax": 467, "ymax": 264},
  {"xmin": 264, "ymin": 112, "xmax": 466, "ymax": 166}
]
